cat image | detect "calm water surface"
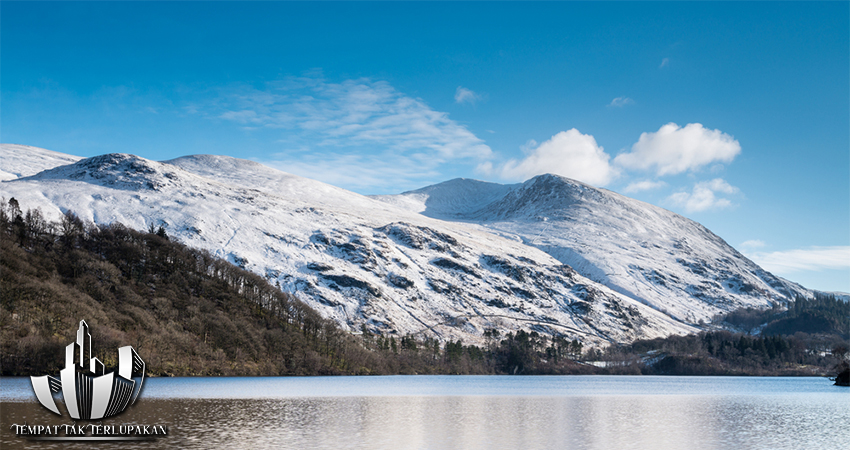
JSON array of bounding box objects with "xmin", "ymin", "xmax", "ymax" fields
[{"xmin": 1, "ymin": 376, "xmax": 847, "ymax": 449}]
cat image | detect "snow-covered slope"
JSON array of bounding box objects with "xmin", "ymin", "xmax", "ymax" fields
[
  {"xmin": 379, "ymin": 175, "xmax": 811, "ymax": 324},
  {"xmin": 0, "ymin": 145, "xmax": 697, "ymax": 346},
  {"xmin": 373, "ymin": 178, "xmax": 517, "ymax": 217},
  {"xmin": 0, "ymin": 144, "xmax": 82, "ymax": 181}
]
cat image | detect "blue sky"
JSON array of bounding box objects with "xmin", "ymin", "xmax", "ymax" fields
[{"xmin": 2, "ymin": 2, "xmax": 848, "ymax": 292}]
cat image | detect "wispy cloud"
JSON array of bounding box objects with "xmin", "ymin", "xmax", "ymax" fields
[
  {"xmin": 222, "ymin": 77, "xmax": 490, "ymax": 159},
  {"xmin": 667, "ymin": 178, "xmax": 739, "ymax": 212},
  {"xmin": 608, "ymin": 97, "xmax": 634, "ymax": 108},
  {"xmin": 660, "ymin": 57, "xmax": 670, "ymax": 68},
  {"xmin": 745, "ymin": 246, "xmax": 850, "ymax": 275},
  {"xmin": 480, "ymin": 129, "xmax": 618, "ymax": 187},
  {"xmin": 740, "ymin": 239, "xmax": 766, "ymax": 249},
  {"xmin": 207, "ymin": 76, "xmax": 492, "ymax": 191},
  {"xmin": 623, "ymin": 179, "xmax": 666, "ymax": 194},
  {"xmin": 454, "ymin": 86, "xmax": 481, "ymax": 105},
  {"xmin": 614, "ymin": 123, "xmax": 741, "ymax": 176}
]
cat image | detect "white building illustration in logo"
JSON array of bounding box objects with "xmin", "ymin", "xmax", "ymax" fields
[{"xmin": 30, "ymin": 320, "xmax": 145, "ymax": 419}]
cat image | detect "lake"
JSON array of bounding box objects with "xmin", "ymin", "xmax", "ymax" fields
[{"xmin": 1, "ymin": 375, "xmax": 847, "ymax": 449}]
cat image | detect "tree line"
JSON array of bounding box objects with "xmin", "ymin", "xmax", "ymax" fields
[
  {"xmin": 604, "ymin": 295, "xmax": 849, "ymax": 376},
  {"xmin": 720, "ymin": 293, "xmax": 848, "ymax": 338}
]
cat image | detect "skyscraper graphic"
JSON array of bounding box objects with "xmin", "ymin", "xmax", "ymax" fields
[{"xmin": 30, "ymin": 320, "xmax": 146, "ymax": 419}]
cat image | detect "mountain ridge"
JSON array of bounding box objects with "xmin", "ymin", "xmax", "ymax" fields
[
  {"xmin": 378, "ymin": 173, "xmax": 811, "ymax": 325},
  {"xmin": 0, "ymin": 144, "xmax": 818, "ymax": 347}
]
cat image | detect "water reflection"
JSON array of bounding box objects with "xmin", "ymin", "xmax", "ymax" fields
[{"xmin": 2, "ymin": 377, "xmax": 848, "ymax": 450}]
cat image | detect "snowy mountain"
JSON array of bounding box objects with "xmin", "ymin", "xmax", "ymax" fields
[
  {"xmin": 377, "ymin": 175, "xmax": 811, "ymax": 325},
  {"xmin": 0, "ymin": 145, "xmax": 809, "ymax": 346}
]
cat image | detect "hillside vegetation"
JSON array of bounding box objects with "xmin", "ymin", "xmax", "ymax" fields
[
  {"xmin": 0, "ymin": 198, "xmax": 594, "ymax": 376},
  {"xmin": 721, "ymin": 294, "xmax": 849, "ymax": 338},
  {"xmin": 1, "ymin": 198, "xmax": 846, "ymax": 377},
  {"xmin": 1, "ymin": 198, "xmax": 378, "ymax": 375},
  {"xmin": 602, "ymin": 295, "xmax": 849, "ymax": 376}
]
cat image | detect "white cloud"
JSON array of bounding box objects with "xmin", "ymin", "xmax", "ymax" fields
[
  {"xmin": 608, "ymin": 97, "xmax": 634, "ymax": 108},
  {"xmin": 614, "ymin": 123, "xmax": 741, "ymax": 176},
  {"xmin": 660, "ymin": 57, "xmax": 670, "ymax": 68},
  {"xmin": 454, "ymin": 86, "xmax": 480, "ymax": 105},
  {"xmin": 740, "ymin": 239, "xmax": 766, "ymax": 249},
  {"xmin": 745, "ymin": 246, "xmax": 850, "ymax": 275},
  {"xmin": 667, "ymin": 178, "xmax": 739, "ymax": 212},
  {"xmin": 482, "ymin": 129, "xmax": 618, "ymax": 186},
  {"xmin": 520, "ymin": 139, "xmax": 538, "ymax": 152},
  {"xmin": 208, "ymin": 77, "xmax": 493, "ymax": 191},
  {"xmin": 705, "ymin": 178, "xmax": 738, "ymax": 194},
  {"xmin": 623, "ymin": 179, "xmax": 666, "ymax": 194}
]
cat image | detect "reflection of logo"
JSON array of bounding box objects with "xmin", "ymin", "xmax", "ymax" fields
[{"xmin": 30, "ymin": 320, "xmax": 145, "ymax": 419}]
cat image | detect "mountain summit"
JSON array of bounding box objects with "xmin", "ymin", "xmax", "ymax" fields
[{"xmin": 379, "ymin": 174, "xmax": 808, "ymax": 325}]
